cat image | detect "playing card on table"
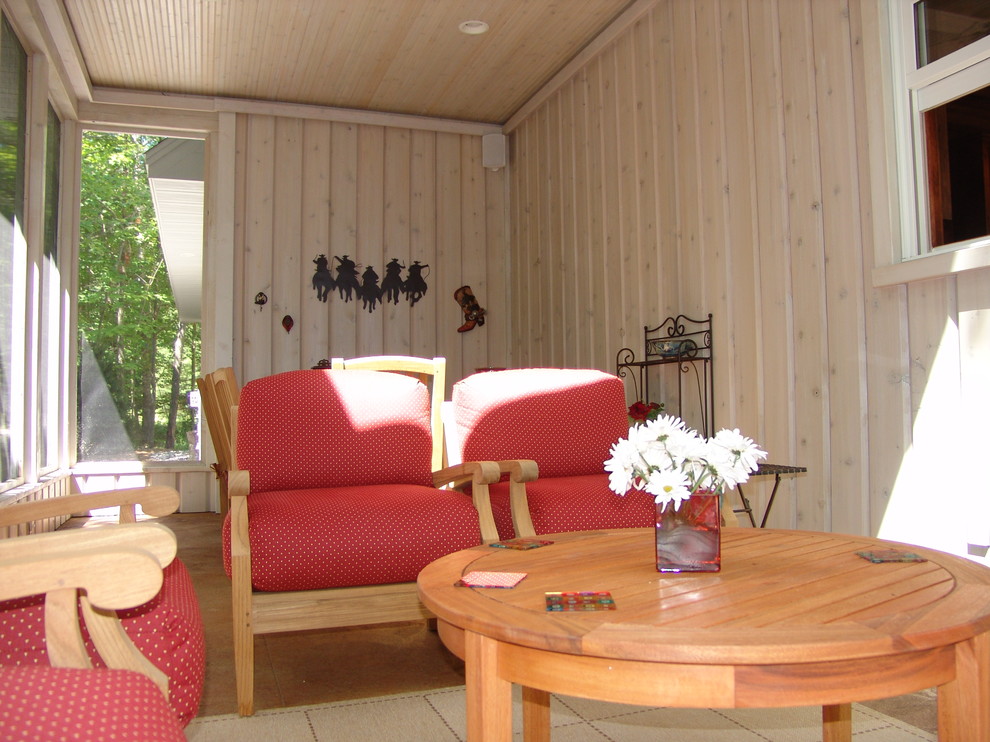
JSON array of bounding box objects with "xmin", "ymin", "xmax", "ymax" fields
[{"xmin": 455, "ymin": 571, "xmax": 528, "ymax": 588}]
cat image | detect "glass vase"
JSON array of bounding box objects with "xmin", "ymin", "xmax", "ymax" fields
[{"xmin": 655, "ymin": 492, "xmax": 721, "ymax": 572}]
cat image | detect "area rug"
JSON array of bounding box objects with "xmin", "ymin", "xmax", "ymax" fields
[{"xmin": 185, "ymin": 686, "xmax": 935, "ymax": 741}]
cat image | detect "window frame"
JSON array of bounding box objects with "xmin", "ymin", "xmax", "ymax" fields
[
  {"xmin": 0, "ymin": 14, "xmax": 29, "ymax": 492},
  {"xmin": 889, "ymin": 0, "xmax": 990, "ymax": 262}
]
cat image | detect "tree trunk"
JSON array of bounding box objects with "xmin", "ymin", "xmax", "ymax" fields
[
  {"xmin": 166, "ymin": 323, "xmax": 183, "ymax": 448},
  {"xmin": 141, "ymin": 333, "xmax": 157, "ymax": 448}
]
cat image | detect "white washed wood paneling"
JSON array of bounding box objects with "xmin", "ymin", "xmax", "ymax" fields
[
  {"xmin": 61, "ymin": 0, "xmax": 633, "ymax": 124},
  {"xmin": 505, "ymin": 0, "xmax": 990, "ymax": 544},
  {"xmin": 232, "ymin": 113, "xmax": 508, "ymax": 393}
]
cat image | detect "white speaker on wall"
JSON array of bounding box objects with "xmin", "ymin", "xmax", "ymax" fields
[{"xmin": 482, "ymin": 133, "xmax": 507, "ymax": 170}]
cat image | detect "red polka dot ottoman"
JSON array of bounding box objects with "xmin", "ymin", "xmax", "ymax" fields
[{"xmin": 0, "ymin": 665, "xmax": 186, "ymax": 741}]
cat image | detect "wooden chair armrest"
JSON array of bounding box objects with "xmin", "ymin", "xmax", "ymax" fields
[
  {"xmin": 500, "ymin": 460, "xmax": 539, "ymax": 540},
  {"xmin": 0, "ymin": 520, "xmax": 177, "ymax": 570},
  {"xmin": 227, "ymin": 469, "xmax": 250, "ymax": 498},
  {"xmin": 0, "ymin": 528, "xmax": 166, "ymax": 609},
  {"xmin": 0, "ymin": 486, "xmax": 180, "ymax": 529},
  {"xmin": 499, "ymin": 459, "xmax": 539, "ymax": 483},
  {"xmin": 432, "ymin": 461, "xmax": 501, "ymax": 490},
  {"xmin": 0, "ymin": 522, "xmax": 173, "ymax": 693},
  {"xmin": 432, "ymin": 462, "xmax": 500, "ymax": 544}
]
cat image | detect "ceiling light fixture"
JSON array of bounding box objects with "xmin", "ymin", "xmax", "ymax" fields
[{"xmin": 458, "ymin": 20, "xmax": 489, "ymax": 35}]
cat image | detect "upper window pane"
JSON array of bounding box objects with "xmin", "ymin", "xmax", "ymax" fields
[
  {"xmin": 0, "ymin": 16, "xmax": 27, "ymax": 487},
  {"xmin": 922, "ymin": 85, "xmax": 990, "ymax": 249},
  {"xmin": 915, "ymin": 0, "xmax": 990, "ymax": 67}
]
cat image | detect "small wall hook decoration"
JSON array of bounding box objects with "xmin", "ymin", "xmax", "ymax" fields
[
  {"xmin": 282, "ymin": 315, "xmax": 294, "ymax": 333},
  {"xmin": 254, "ymin": 292, "xmax": 268, "ymax": 308},
  {"xmin": 454, "ymin": 285, "xmax": 486, "ymax": 332}
]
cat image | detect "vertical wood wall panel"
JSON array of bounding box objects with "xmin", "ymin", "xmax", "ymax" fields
[
  {"xmin": 356, "ymin": 125, "xmax": 385, "ymax": 356},
  {"xmin": 272, "ymin": 116, "xmax": 302, "ymax": 373},
  {"xmin": 459, "ymin": 135, "xmax": 487, "ymax": 375},
  {"xmin": 506, "ymin": 0, "xmax": 990, "ymax": 540},
  {"xmin": 242, "ymin": 115, "xmax": 275, "ymax": 383},
  {"xmin": 300, "ymin": 118, "xmax": 332, "ymax": 364},
  {"xmin": 810, "ymin": 0, "xmax": 870, "ymax": 535},
  {"xmin": 383, "ymin": 127, "xmax": 411, "ymax": 355},
  {"xmin": 772, "ymin": 0, "xmax": 830, "ymax": 529},
  {"xmin": 484, "ymin": 164, "xmax": 508, "ymax": 368},
  {"xmin": 329, "ymin": 122, "xmax": 359, "ymax": 360},
  {"xmin": 435, "ymin": 132, "xmax": 464, "ymax": 380},
  {"xmin": 747, "ymin": 0, "xmax": 800, "ymax": 527},
  {"xmin": 231, "ymin": 115, "xmax": 507, "ymax": 394},
  {"xmin": 410, "ymin": 129, "xmax": 438, "ymax": 359}
]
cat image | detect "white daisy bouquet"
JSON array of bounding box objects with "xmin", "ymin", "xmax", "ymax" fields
[{"xmin": 604, "ymin": 414, "xmax": 767, "ymax": 511}]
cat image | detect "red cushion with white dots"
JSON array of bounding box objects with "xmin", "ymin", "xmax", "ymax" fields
[
  {"xmin": 236, "ymin": 369, "xmax": 434, "ymax": 493},
  {"xmin": 488, "ymin": 474, "xmax": 656, "ymax": 540},
  {"xmin": 0, "ymin": 559, "xmax": 205, "ymax": 728},
  {"xmin": 451, "ymin": 368, "xmax": 629, "ymax": 478},
  {"xmin": 221, "ymin": 484, "xmax": 482, "ymax": 591},
  {"xmin": 0, "ymin": 665, "xmax": 186, "ymax": 741}
]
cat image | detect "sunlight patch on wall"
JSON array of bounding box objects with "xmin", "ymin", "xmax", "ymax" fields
[
  {"xmin": 879, "ymin": 316, "xmax": 963, "ymax": 555},
  {"xmin": 879, "ymin": 309, "xmax": 990, "ymax": 564}
]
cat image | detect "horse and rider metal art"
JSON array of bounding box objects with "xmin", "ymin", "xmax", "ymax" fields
[{"xmin": 312, "ymin": 254, "xmax": 430, "ymax": 313}]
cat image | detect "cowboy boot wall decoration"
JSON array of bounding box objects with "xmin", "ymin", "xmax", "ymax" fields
[{"xmin": 454, "ymin": 285, "xmax": 486, "ymax": 332}]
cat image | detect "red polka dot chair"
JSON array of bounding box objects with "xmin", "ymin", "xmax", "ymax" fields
[
  {"xmin": 223, "ymin": 359, "xmax": 499, "ymax": 716},
  {"xmin": 448, "ymin": 368, "xmax": 657, "ymax": 540},
  {"xmin": 0, "ymin": 518, "xmax": 195, "ymax": 740}
]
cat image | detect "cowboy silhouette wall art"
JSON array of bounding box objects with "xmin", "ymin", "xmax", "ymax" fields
[
  {"xmin": 311, "ymin": 254, "xmax": 431, "ymax": 314},
  {"xmin": 312, "ymin": 254, "xmax": 334, "ymax": 302},
  {"xmin": 381, "ymin": 258, "xmax": 405, "ymax": 304}
]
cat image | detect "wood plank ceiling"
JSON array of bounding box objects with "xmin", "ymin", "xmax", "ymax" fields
[{"xmin": 61, "ymin": 0, "xmax": 637, "ymax": 124}]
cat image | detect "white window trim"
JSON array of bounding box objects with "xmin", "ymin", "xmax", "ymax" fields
[{"xmin": 875, "ymin": 1, "xmax": 990, "ymax": 287}]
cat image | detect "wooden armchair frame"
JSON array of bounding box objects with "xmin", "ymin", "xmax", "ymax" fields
[
  {"xmin": 0, "ymin": 518, "xmax": 178, "ymax": 697},
  {"xmin": 197, "ymin": 366, "xmax": 240, "ymax": 514},
  {"xmin": 228, "ymin": 359, "xmax": 500, "ymax": 716},
  {"xmin": 0, "ymin": 485, "xmax": 181, "ymax": 535},
  {"xmin": 0, "ymin": 489, "xmax": 181, "ymax": 686}
]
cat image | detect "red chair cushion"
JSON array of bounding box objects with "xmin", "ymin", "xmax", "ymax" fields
[
  {"xmin": 237, "ymin": 369, "xmax": 434, "ymax": 492},
  {"xmin": 488, "ymin": 474, "xmax": 656, "ymax": 539},
  {"xmin": 0, "ymin": 559, "xmax": 205, "ymax": 728},
  {"xmin": 0, "ymin": 665, "xmax": 186, "ymax": 741},
  {"xmin": 222, "ymin": 484, "xmax": 482, "ymax": 591},
  {"xmin": 451, "ymin": 368, "xmax": 629, "ymax": 478}
]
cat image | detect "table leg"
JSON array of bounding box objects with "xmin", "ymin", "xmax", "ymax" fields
[
  {"xmin": 822, "ymin": 703, "xmax": 851, "ymax": 742},
  {"xmin": 760, "ymin": 474, "xmax": 783, "ymax": 528},
  {"xmin": 733, "ymin": 483, "xmax": 758, "ymax": 527},
  {"xmin": 522, "ymin": 686, "xmax": 551, "ymax": 742},
  {"xmin": 938, "ymin": 633, "xmax": 990, "ymax": 741},
  {"xmin": 465, "ymin": 630, "xmax": 513, "ymax": 742}
]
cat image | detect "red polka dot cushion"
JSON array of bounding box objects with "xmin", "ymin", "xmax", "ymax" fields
[
  {"xmin": 237, "ymin": 369, "xmax": 434, "ymax": 493},
  {"xmin": 0, "ymin": 559, "xmax": 205, "ymax": 728},
  {"xmin": 451, "ymin": 368, "xmax": 629, "ymax": 478},
  {"xmin": 222, "ymin": 484, "xmax": 482, "ymax": 591},
  {"xmin": 488, "ymin": 474, "xmax": 656, "ymax": 540},
  {"xmin": 0, "ymin": 665, "xmax": 186, "ymax": 741}
]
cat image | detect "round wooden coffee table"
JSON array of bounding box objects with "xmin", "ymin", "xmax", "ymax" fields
[{"xmin": 417, "ymin": 528, "xmax": 990, "ymax": 741}]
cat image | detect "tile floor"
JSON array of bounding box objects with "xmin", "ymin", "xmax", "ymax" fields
[{"xmin": 64, "ymin": 512, "xmax": 939, "ymax": 733}]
